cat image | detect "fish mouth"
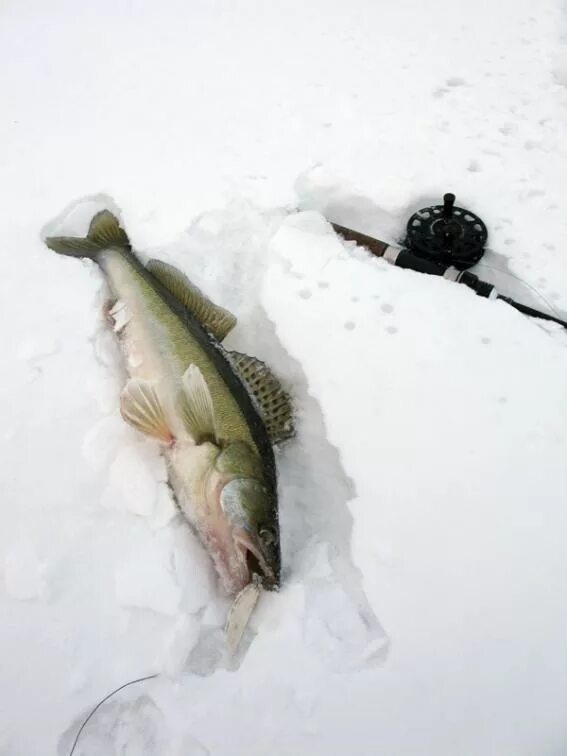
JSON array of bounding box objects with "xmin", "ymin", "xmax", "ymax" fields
[{"xmin": 234, "ymin": 529, "xmax": 277, "ymax": 591}]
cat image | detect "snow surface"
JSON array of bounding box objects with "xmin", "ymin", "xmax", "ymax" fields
[{"xmin": 2, "ymin": 0, "xmax": 567, "ymax": 754}]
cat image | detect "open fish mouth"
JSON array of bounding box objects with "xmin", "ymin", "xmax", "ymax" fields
[
  {"xmin": 201, "ymin": 522, "xmax": 276, "ymax": 596},
  {"xmin": 234, "ymin": 529, "xmax": 276, "ymax": 590}
]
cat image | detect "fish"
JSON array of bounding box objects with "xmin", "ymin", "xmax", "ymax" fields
[{"xmin": 45, "ymin": 210, "xmax": 294, "ymax": 602}]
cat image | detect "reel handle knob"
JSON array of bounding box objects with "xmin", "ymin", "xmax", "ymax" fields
[{"xmin": 443, "ymin": 192, "xmax": 456, "ymax": 221}]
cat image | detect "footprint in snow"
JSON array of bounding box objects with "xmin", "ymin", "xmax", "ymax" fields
[{"xmin": 446, "ymin": 76, "xmax": 468, "ymax": 87}]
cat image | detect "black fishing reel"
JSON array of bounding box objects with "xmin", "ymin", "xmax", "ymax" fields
[
  {"xmin": 331, "ymin": 191, "xmax": 567, "ymax": 331},
  {"xmin": 404, "ymin": 193, "xmax": 488, "ymax": 271}
]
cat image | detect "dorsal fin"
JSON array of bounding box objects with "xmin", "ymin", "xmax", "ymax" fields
[
  {"xmin": 229, "ymin": 352, "xmax": 294, "ymax": 444},
  {"xmin": 87, "ymin": 210, "xmax": 130, "ymax": 249},
  {"xmin": 146, "ymin": 259, "xmax": 236, "ymax": 342}
]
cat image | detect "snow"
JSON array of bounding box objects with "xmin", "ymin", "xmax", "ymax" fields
[
  {"xmin": 2, "ymin": 0, "xmax": 567, "ymax": 754},
  {"xmin": 4, "ymin": 537, "xmax": 46, "ymax": 601}
]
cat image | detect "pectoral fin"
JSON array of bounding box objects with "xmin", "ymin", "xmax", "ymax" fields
[
  {"xmin": 147, "ymin": 259, "xmax": 236, "ymax": 341},
  {"xmin": 178, "ymin": 364, "xmax": 218, "ymax": 444},
  {"xmin": 120, "ymin": 378, "xmax": 174, "ymax": 443}
]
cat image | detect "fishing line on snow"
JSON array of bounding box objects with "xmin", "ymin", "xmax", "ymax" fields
[
  {"xmin": 67, "ymin": 673, "xmax": 159, "ymax": 756},
  {"xmin": 475, "ymin": 260, "xmax": 564, "ymax": 322}
]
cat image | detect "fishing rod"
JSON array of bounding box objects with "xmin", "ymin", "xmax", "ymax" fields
[{"xmin": 331, "ymin": 192, "xmax": 567, "ymax": 331}]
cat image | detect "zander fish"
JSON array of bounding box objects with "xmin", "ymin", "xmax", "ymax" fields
[{"xmin": 45, "ymin": 210, "xmax": 293, "ymax": 608}]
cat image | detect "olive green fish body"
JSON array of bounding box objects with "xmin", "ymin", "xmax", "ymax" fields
[
  {"xmin": 100, "ymin": 248, "xmax": 257, "ymax": 448},
  {"xmin": 45, "ymin": 211, "xmax": 291, "ymax": 596}
]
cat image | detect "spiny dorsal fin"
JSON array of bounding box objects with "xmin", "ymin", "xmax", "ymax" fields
[
  {"xmin": 229, "ymin": 352, "xmax": 294, "ymax": 444},
  {"xmin": 147, "ymin": 259, "xmax": 236, "ymax": 342},
  {"xmin": 87, "ymin": 210, "xmax": 131, "ymax": 249},
  {"xmin": 120, "ymin": 378, "xmax": 174, "ymax": 444},
  {"xmin": 178, "ymin": 364, "xmax": 218, "ymax": 444}
]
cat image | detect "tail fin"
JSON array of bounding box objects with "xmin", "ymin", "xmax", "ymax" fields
[{"xmin": 45, "ymin": 210, "xmax": 131, "ymax": 259}]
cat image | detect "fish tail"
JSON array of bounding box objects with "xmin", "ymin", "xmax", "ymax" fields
[{"xmin": 44, "ymin": 210, "xmax": 131, "ymax": 260}]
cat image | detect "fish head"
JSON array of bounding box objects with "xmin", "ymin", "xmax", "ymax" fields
[
  {"xmin": 168, "ymin": 440, "xmax": 280, "ymax": 596},
  {"xmin": 215, "ymin": 441, "xmax": 280, "ymax": 592},
  {"xmin": 219, "ymin": 476, "xmax": 280, "ymax": 591}
]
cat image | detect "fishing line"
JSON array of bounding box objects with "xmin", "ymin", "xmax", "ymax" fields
[
  {"xmin": 474, "ymin": 261, "xmax": 564, "ymax": 321},
  {"xmin": 67, "ymin": 673, "xmax": 158, "ymax": 756}
]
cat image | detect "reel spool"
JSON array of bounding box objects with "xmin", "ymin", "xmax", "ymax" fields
[{"xmin": 404, "ymin": 193, "xmax": 488, "ymax": 271}]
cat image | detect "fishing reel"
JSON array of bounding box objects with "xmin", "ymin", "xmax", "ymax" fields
[
  {"xmin": 404, "ymin": 192, "xmax": 488, "ymax": 271},
  {"xmin": 331, "ymin": 192, "xmax": 567, "ymax": 331}
]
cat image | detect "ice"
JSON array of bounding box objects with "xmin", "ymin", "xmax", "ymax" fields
[
  {"xmin": 170, "ymin": 524, "xmax": 213, "ymax": 614},
  {"xmin": 159, "ymin": 614, "xmax": 201, "ymax": 679},
  {"xmin": 149, "ymin": 483, "xmax": 179, "ymax": 531},
  {"xmin": 101, "ymin": 442, "xmax": 166, "ymax": 517},
  {"xmin": 82, "ymin": 413, "xmax": 130, "ymax": 472},
  {"xmin": 59, "ymin": 692, "xmax": 167, "ymax": 756},
  {"xmin": 115, "ymin": 539, "xmax": 181, "ymax": 617}
]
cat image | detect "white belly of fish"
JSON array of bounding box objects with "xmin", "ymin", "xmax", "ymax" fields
[
  {"xmin": 165, "ymin": 442, "xmax": 250, "ymax": 595},
  {"xmin": 102, "ymin": 264, "xmax": 248, "ymax": 593}
]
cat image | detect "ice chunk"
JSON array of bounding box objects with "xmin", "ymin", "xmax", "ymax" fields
[
  {"xmin": 171, "ymin": 523, "xmax": 212, "ymax": 614},
  {"xmin": 116, "ymin": 541, "xmax": 181, "ymax": 616},
  {"xmin": 82, "ymin": 413, "xmax": 129, "ymax": 472},
  {"xmin": 101, "ymin": 442, "xmax": 166, "ymax": 517},
  {"xmin": 159, "ymin": 614, "xmax": 201, "ymax": 678},
  {"xmin": 149, "ymin": 482, "xmax": 178, "ymax": 530}
]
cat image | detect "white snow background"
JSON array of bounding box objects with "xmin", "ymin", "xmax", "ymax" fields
[{"xmin": 2, "ymin": 0, "xmax": 567, "ymax": 754}]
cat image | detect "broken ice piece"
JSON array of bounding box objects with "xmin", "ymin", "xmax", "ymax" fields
[
  {"xmin": 115, "ymin": 544, "xmax": 181, "ymax": 616},
  {"xmin": 159, "ymin": 614, "xmax": 200, "ymax": 678}
]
